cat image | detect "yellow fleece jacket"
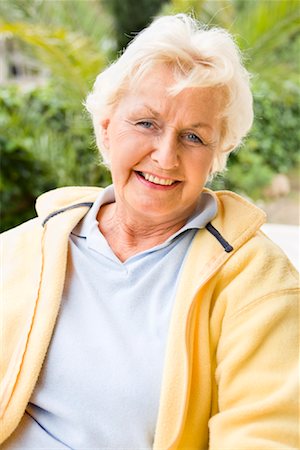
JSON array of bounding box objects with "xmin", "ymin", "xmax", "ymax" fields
[{"xmin": 1, "ymin": 187, "xmax": 299, "ymax": 449}]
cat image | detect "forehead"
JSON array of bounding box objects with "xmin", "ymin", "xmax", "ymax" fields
[{"xmin": 116, "ymin": 67, "xmax": 226, "ymax": 125}]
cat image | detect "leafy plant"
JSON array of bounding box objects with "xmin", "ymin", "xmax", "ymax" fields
[
  {"xmin": 0, "ymin": 85, "xmax": 111, "ymax": 232},
  {"xmin": 209, "ymin": 83, "xmax": 300, "ymax": 198},
  {"xmin": 163, "ymin": 0, "xmax": 300, "ymax": 94},
  {"xmin": 0, "ymin": 135, "xmax": 56, "ymax": 232},
  {"xmin": 104, "ymin": 0, "xmax": 168, "ymax": 50}
]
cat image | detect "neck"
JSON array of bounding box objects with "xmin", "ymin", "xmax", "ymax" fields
[{"xmin": 97, "ymin": 202, "xmax": 189, "ymax": 262}]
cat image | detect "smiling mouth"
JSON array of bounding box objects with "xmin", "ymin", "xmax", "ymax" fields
[{"xmin": 136, "ymin": 171, "xmax": 178, "ymax": 186}]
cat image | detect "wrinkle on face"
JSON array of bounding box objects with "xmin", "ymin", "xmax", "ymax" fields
[{"xmin": 100, "ymin": 64, "xmax": 225, "ymax": 234}]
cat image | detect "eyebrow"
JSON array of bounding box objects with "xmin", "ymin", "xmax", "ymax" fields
[
  {"xmin": 191, "ymin": 122, "xmax": 213, "ymax": 131},
  {"xmin": 135, "ymin": 104, "xmax": 159, "ymax": 117},
  {"xmin": 134, "ymin": 104, "xmax": 213, "ymax": 132}
]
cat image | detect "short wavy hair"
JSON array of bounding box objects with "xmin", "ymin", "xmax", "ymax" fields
[{"xmin": 85, "ymin": 14, "xmax": 253, "ymax": 174}]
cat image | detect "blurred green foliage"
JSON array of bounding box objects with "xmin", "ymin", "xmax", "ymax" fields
[
  {"xmin": 0, "ymin": 85, "xmax": 111, "ymax": 231},
  {"xmin": 209, "ymin": 83, "xmax": 300, "ymax": 197},
  {"xmin": 104, "ymin": 0, "xmax": 168, "ymax": 50},
  {"xmin": 0, "ymin": 0, "xmax": 299, "ymax": 231},
  {"xmin": 0, "ymin": 133, "xmax": 55, "ymax": 231}
]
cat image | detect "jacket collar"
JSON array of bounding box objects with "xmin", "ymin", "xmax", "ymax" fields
[{"xmin": 36, "ymin": 186, "xmax": 266, "ymax": 251}]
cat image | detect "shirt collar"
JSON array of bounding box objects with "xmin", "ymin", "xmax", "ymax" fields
[
  {"xmin": 72, "ymin": 184, "xmax": 217, "ymax": 255},
  {"xmin": 72, "ymin": 185, "xmax": 115, "ymax": 238}
]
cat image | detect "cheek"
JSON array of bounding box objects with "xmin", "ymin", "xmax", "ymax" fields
[
  {"xmin": 110, "ymin": 138, "xmax": 147, "ymax": 178},
  {"xmin": 187, "ymin": 151, "xmax": 214, "ymax": 179},
  {"xmin": 114, "ymin": 133, "xmax": 152, "ymax": 165}
]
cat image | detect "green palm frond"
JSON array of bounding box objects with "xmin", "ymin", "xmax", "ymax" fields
[
  {"xmin": 163, "ymin": 0, "xmax": 300, "ymax": 90},
  {"xmin": 161, "ymin": 0, "xmax": 207, "ymax": 15},
  {"xmin": 0, "ymin": 0, "xmax": 113, "ymax": 47},
  {"xmin": 0, "ymin": 21, "xmax": 106, "ymax": 102},
  {"xmin": 230, "ymin": 0, "xmax": 300, "ymax": 62}
]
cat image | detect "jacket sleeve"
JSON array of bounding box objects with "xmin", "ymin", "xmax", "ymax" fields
[{"xmin": 208, "ymin": 234, "xmax": 299, "ymax": 450}]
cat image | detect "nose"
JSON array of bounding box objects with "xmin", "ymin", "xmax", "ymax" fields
[{"xmin": 150, "ymin": 130, "xmax": 179, "ymax": 170}]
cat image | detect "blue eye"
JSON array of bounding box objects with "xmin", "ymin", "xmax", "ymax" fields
[
  {"xmin": 185, "ymin": 133, "xmax": 203, "ymax": 144},
  {"xmin": 137, "ymin": 121, "xmax": 153, "ymax": 129}
]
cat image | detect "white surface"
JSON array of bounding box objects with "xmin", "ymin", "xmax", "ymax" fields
[{"xmin": 261, "ymin": 224, "xmax": 300, "ymax": 271}]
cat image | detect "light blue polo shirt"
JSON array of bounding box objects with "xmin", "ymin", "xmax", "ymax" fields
[{"xmin": 3, "ymin": 186, "xmax": 217, "ymax": 450}]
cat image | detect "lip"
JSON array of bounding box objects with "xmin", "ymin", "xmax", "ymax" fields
[{"xmin": 134, "ymin": 171, "xmax": 181, "ymax": 190}]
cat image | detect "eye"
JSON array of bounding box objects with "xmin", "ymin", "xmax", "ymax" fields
[
  {"xmin": 183, "ymin": 132, "xmax": 204, "ymax": 145},
  {"xmin": 136, "ymin": 120, "xmax": 154, "ymax": 129}
]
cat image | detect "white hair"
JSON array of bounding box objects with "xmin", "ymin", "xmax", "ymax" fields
[{"xmin": 85, "ymin": 14, "xmax": 253, "ymax": 174}]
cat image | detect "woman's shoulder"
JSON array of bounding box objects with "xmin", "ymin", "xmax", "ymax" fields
[
  {"xmin": 227, "ymin": 228, "xmax": 298, "ymax": 280},
  {"xmin": 212, "ymin": 228, "xmax": 299, "ymax": 322},
  {"xmin": 35, "ymin": 185, "xmax": 102, "ymax": 219},
  {"xmin": 1, "ymin": 216, "xmax": 42, "ymax": 245},
  {"xmin": 1, "ymin": 186, "xmax": 102, "ymax": 237}
]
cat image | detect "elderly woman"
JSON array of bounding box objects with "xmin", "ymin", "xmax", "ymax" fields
[{"xmin": 1, "ymin": 14, "xmax": 298, "ymax": 450}]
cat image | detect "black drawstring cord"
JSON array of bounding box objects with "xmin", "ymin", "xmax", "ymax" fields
[
  {"xmin": 205, "ymin": 222, "xmax": 234, "ymax": 253},
  {"xmin": 42, "ymin": 202, "xmax": 94, "ymax": 227},
  {"xmin": 42, "ymin": 203, "xmax": 233, "ymax": 254}
]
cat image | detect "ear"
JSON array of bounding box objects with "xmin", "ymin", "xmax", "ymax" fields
[
  {"xmin": 101, "ymin": 118, "xmax": 110, "ymax": 150},
  {"xmin": 224, "ymin": 144, "xmax": 235, "ymax": 153}
]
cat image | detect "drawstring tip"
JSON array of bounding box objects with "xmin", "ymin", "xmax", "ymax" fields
[{"xmin": 205, "ymin": 222, "xmax": 234, "ymax": 253}]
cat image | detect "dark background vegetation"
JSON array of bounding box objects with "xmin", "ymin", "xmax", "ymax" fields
[{"xmin": 0, "ymin": 0, "xmax": 299, "ymax": 231}]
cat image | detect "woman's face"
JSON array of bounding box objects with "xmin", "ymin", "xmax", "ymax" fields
[{"xmin": 101, "ymin": 65, "xmax": 225, "ymax": 225}]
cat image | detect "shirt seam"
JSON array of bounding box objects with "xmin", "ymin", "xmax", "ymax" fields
[{"xmin": 224, "ymin": 287, "xmax": 299, "ymax": 322}]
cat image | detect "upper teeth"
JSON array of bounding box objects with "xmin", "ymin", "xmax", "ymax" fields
[{"xmin": 142, "ymin": 172, "xmax": 175, "ymax": 186}]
